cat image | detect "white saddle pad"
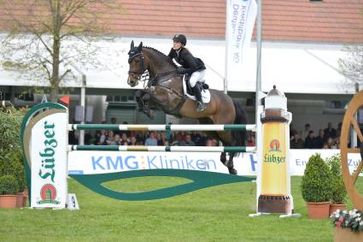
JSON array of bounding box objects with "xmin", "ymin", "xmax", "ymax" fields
[{"xmin": 182, "ymin": 76, "xmax": 211, "ymax": 103}]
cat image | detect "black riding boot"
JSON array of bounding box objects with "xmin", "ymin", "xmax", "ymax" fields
[{"xmin": 193, "ymin": 82, "xmax": 206, "ymax": 112}]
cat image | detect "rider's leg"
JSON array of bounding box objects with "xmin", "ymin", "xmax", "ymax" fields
[
  {"xmin": 190, "ymin": 70, "xmax": 207, "ymax": 112},
  {"xmin": 189, "ymin": 70, "xmax": 206, "ymax": 87},
  {"xmin": 193, "ymin": 82, "xmax": 206, "ymax": 112}
]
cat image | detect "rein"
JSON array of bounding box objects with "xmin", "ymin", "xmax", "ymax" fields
[{"xmin": 147, "ymin": 69, "xmax": 178, "ymax": 87}]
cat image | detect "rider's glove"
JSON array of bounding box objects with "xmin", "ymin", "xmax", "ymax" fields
[{"xmin": 177, "ymin": 67, "xmax": 187, "ymax": 74}]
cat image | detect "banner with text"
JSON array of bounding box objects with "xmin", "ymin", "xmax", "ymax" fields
[
  {"xmin": 225, "ymin": 0, "xmax": 257, "ymax": 84},
  {"xmin": 68, "ymin": 149, "xmax": 361, "ymax": 176}
]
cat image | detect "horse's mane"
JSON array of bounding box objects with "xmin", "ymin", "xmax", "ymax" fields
[{"xmin": 143, "ymin": 46, "xmax": 178, "ymax": 68}]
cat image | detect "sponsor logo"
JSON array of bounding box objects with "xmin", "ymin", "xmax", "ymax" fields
[
  {"xmin": 269, "ymin": 139, "xmax": 280, "ymax": 152},
  {"xmin": 91, "ymin": 154, "xmax": 218, "ymax": 172},
  {"xmin": 38, "ymin": 121, "xmax": 57, "ymax": 182},
  {"xmin": 36, "ymin": 120, "xmax": 61, "ymax": 205},
  {"xmin": 37, "ymin": 184, "xmax": 60, "ymax": 205},
  {"xmin": 263, "ymin": 139, "xmax": 286, "ymax": 164}
]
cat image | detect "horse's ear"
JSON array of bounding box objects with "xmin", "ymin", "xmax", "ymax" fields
[
  {"xmin": 130, "ymin": 40, "xmax": 134, "ymax": 49},
  {"xmin": 138, "ymin": 42, "xmax": 143, "ymax": 51}
]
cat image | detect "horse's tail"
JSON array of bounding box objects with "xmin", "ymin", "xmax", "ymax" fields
[{"xmin": 232, "ymin": 100, "xmax": 248, "ymax": 146}]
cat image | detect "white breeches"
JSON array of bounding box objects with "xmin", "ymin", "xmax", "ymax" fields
[{"xmin": 189, "ymin": 70, "xmax": 206, "ymax": 87}]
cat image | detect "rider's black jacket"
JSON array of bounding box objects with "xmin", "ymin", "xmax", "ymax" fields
[{"xmin": 168, "ymin": 47, "xmax": 206, "ymax": 75}]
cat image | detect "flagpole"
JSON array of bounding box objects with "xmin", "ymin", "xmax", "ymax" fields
[
  {"xmin": 254, "ymin": 0, "xmax": 263, "ymax": 214},
  {"xmin": 255, "ymin": 0, "xmax": 262, "ymax": 108}
]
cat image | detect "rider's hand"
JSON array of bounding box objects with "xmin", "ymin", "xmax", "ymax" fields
[{"xmin": 177, "ymin": 67, "xmax": 187, "ymax": 74}]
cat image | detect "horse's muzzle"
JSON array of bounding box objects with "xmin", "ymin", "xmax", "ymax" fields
[{"xmin": 127, "ymin": 75, "xmax": 138, "ymax": 87}]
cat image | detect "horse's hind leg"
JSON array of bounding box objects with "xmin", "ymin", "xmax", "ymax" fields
[{"xmin": 220, "ymin": 152, "xmax": 237, "ymax": 175}]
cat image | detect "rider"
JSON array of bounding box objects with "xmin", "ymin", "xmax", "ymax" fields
[{"xmin": 168, "ymin": 34, "xmax": 207, "ymax": 112}]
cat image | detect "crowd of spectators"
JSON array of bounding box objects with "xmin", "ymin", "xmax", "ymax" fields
[
  {"xmin": 69, "ymin": 120, "xmax": 257, "ymax": 147},
  {"xmin": 70, "ymin": 119, "xmax": 341, "ymax": 150},
  {"xmin": 290, "ymin": 122, "xmax": 341, "ymax": 149}
]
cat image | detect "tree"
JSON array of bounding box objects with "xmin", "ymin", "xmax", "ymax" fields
[
  {"xmin": 338, "ymin": 45, "xmax": 363, "ymax": 91},
  {"xmin": 0, "ymin": 0, "xmax": 124, "ymax": 101}
]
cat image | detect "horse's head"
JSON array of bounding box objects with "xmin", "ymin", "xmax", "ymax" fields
[{"xmin": 127, "ymin": 41, "xmax": 146, "ymax": 87}]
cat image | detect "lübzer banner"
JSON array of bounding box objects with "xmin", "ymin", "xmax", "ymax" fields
[
  {"xmin": 30, "ymin": 112, "xmax": 68, "ymax": 208},
  {"xmin": 225, "ymin": 0, "xmax": 257, "ymax": 83}
]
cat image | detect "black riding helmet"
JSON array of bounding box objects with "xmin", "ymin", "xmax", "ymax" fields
[{"xmin": 172, "ymin": 34, "xmax": 187, "ymax": 46}]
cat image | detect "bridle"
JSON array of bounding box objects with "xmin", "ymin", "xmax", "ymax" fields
[{"xmin": 128, "ymin": 51, "xmax": 146, "ymax": 78}]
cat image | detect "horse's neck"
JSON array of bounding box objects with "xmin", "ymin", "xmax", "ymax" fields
[
  {"xmin": 143, "ymin": 48, "xmax": 176, "ymax": 78},
  {"xmin": 142, "ymin": 48, "xmax": 183, "ymax": 92}
]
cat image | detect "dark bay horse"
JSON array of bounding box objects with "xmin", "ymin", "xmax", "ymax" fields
[{"xmin": 127, "ymin": 41, "xmax": 247, "ymax": 174}]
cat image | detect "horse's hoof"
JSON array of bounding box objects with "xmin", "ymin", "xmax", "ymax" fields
[{"xmin": 228, "ymin": 167, "xmax": 237, "ymax": 175}]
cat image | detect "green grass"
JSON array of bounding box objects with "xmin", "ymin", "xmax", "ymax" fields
[{"xmin": 1, "ymin": 176, "xmax": 362, "ymax": 242}]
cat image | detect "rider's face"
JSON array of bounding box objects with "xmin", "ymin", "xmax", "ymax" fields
[{"xmin": 172, "ymin": 41, "xmax": 182, "ymax": 50}]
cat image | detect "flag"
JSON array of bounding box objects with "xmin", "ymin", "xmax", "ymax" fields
[
  {"xmin": 59, "ymin": 95, "xmax": 70, "ymax": 106},
  {"xmin": 225, "ymin": 0, "xmax": 257, "ymax": 84}
]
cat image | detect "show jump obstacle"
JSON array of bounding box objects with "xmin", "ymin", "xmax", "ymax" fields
[{"xmin": 21, "ymin": 86, "xmax": 294, "ymax": 214}]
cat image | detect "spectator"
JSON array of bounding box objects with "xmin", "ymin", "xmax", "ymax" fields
[
  {"xmin": 211, "ymin": 138, "xmax": 219, "ymax": 146},
  {"xmin": 324, "ymin": 137, "xmax": 337, "ymax": 149},
  {"xmin": 129, "ymin": 136, "xmax": 138, "ymax": 146},
  {"xmin": 105, "ymin": 130, "xmax": 115, "ymax": 145},
  {"xmin": 191, "ymin": 131, "xmax": 203, "ymax": 146},
  {"xmin": 184, "ymin": 134, "xmax": 195, "ymax": 146},
  {"xmin": 247, "ymin": 132, "xmax": 256, "ymax": 146},
  {"xmin": 112, "ymin": 134, "xmax": 121, "ymax": 145},
  {"xmin": 304, "ymin": 130, "xmax": 315, "ymax": 149},
  {"xmin": 144, "ymin": 131, "xmax": 158, "ymax": 146},
  {"xmin": 156, "ymin": 132, "xmax": 168, "ymax": 146},
  {"xmin": 301, "ymin": 123, "xmax": 311, "ymax": 141},
  {"xmin": 336, "ymin": 122, "xmax": 342, "ymax": 138},
  {"xmin": 324, "ymin": 122, "xmax": 337, "ymax": 140},
  {"xmin": 96, "ymin": 130, "xmax": 107, "ymax": 145},
  {"xmin": 314, "ymin": 129, "xmax": 325, "ymax": 148},
  {"xmin": 205, "ymin": 138, "xmax": 214, "ymax": 146},
  {"xmin": 290, "ymin": 132, "xmax": 304, "ymax": 149},
  {"xmin": 171, "ymin": 132, "xmax": 186, "ymax": 146},
  {"xmin": 120, "ymin": 133, "xmax": 131, "ymax": 145},
  {"xmin": 110, "ymin": 117, "xmax": 117, "ymax": 124}
]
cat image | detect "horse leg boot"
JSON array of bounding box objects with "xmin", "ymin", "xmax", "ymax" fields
[
  {"xmin": 227, "ymin": 152, "xmax": 237, "ymax": 175},
  {"xmin": 221, "ymin": 152, "xmax": 237, "ymax": 175},
  {"xmin": 193, "ymin": 81, "xmax": 206, "ymax": 112},
  {"xmin": 220, "ymin": 152, "xmax": 236, "ymax": 175}
]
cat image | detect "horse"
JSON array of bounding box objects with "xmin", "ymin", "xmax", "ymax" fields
[{"xmin": 127, "ymin": 41, "xmax": 247, "ymax": 175}]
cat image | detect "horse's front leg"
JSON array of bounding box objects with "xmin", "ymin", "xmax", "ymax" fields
[
  {"xmin": 135, "ymin": 90, "xmax": 153, "ymax": 118},
  {"xmin": 220, "ymin": 152, "xmax": 237, "ymax": 175}
]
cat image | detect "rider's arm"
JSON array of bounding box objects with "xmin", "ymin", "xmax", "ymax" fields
[
  {"xmin": 167, "ymin": 48, "xmax": 175, "ymax": 59},
  {"xmin": 180, "ymin": 49, "xmax": 201, "ymax": 74}
]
